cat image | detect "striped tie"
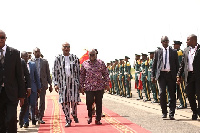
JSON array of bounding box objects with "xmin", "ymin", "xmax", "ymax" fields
[{"xmin": 0, "ymin": 49, "xmax": 4, "ymax": 64}]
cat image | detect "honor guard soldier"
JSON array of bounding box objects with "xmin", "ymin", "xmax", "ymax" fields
[
  {"xmin": 148, "ymin": 51, "xmax": 159, "ymax": 103},
  {"xmin": 173, "ymin": 41, "xmax": 187, "ymax": 109},
  {"xmin": 119, "ymin": 59, "xmax": 125, "ymax": 96},
  {"xmin": 141, "ymin": 53, "xmax": 151, "ymax": 101},
  {"xmin": 107, "ymin": 62, "xmax": 112, "ymax": 94},
  {"xmin": 110, "ymin": 61, "xmax": 115, "ymax": 95},
  {"xmin": 124, "ymin": 56, "xmax": 132, "ymax": 98},
  {"xmin": 114, "ymin": 59, "xmax": 120, "ymax": 95},
  {"xmin": 134, "ymin": 54, "xmax": 143, "ymax": 100}
]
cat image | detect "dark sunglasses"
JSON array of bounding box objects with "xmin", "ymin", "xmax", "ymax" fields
[
  {"xmin": 63, "ymin": 46, "xmax": 70, "ymax": 48},
  {"xmin": 0, "ymin": 36, "xmax": 6, "ymax": 39},
  {"xmin": 90, "ymin": 54, "xmax": 95, "ymax": 56},
  {"xmin": 162, "ymin": 40, "xmax": 169, "ymax": 43}
]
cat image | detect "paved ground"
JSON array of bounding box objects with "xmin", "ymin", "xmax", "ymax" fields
[{"xmin": 17, "ymin": 80, "xmax": 200, "ymax": 133}]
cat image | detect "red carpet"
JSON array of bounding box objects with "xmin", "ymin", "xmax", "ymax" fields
[{"xmin": 38, "ymin": 95, "xmax": 151, "ymax": 133}]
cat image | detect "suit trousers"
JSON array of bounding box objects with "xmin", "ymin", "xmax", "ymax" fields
[
  {"xmin": 0, "ymin": 87, "xmax": 18, "ymax": 133},
  {"xmin": 24, "ymin": 91, "xmax": 37, "ymax": 123},
  {"xmin": 39, "ymin": 88, "xmax": 46, "ymax": 120},
  {"xmin": 19, "ymin": 94, "xmax": 28, "ymax": 124},
  {"xmin": 158, "ymin": 71, "xmax": 176, "ymax": 116},
  {"xmin": 86, "ymin": 90, "xmax": 104, "ymax": 121},
  {"xmin": 186, "ymin": 72, "xmax": 200, "ymax": 115}
]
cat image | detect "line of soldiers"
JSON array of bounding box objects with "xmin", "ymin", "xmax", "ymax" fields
[
  {"xmin": 106, "ymin": 41, "xmax": 187, "ymax": 109},
  {"xmin": 107, "ymin": 56, "xmax": 132, "ymax": 98}
]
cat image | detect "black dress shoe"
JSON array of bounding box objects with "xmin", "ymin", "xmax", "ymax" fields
[
  {"xmin": 65, "ymin": 123, "xmax": 71, "ymax": 127},
  {"xmin": 87, "ymin": 117, "xmax": 92, "ymax": 124},
  {"xmin": 169, "ymin": 115, "xmax": 175, "ymax": 120},
  {"xmin": 95, "ymin": 120, "xmax": 102, "ymax": 125},
  {"xmin": 24, "ymin": 123, "xmax": 29, "ymax": 128},
  {"xmin": 162, "ymin": 114, "xmax": 167, "ymax": 118},
  {"xmin": 32, "ymin": 119, "xmax": 37, "ymax": 125},
  {"xmin": 151, "ymin": 100, "xmax": 159, "ymax": 103},
  {"xmin": 19, "ymin": 120, "xmax": 24, "ymax": 128},
  {"xmin": 38, "ymin": 120, "xmax": 45, "ymax": 124},
  {"xmin": 73, "ymin": 116, "xmax": 79, "ymax": 123},
  {"xmin": 192, "ymin": 114, "xmax": 198, "ymax": 120}
]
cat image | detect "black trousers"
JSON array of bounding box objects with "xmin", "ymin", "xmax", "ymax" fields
[
  {"xmin": 0, "ymin": 87, "xmax": 18, "ymax": 133},
  {"xmin": 186, "ymin": 72, "xmax": 200, "ymax": 115},
  {"xmin": 19, "ymin": 94, "xmax": 28, "ymax": 124},
  {"xmin": 85, "ymin": 90, "xmax": 104, "ymax": 121},
  {"xmin": 158, "ymin": 71, "xmax": 176, "ymax": 116}
]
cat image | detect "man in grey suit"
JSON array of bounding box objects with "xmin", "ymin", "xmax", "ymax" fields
[
  {"xmin": 177, "ymin": 34, "xmax": 200, "ymax": 120},
  {"xmin": 32, "ymin": 47, "xmax": 52, "ymax": 124},
  {"xmin": 151, "ymin": 36, "xmax": 179, "ymax": 120}
]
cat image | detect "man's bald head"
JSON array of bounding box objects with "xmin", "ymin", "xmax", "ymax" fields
[
  {"xmin": 189, "ymin": 34, "xmax": 197, "ymax": 41},
  {"xmin": 0, "ymin": 30, "xmax": 6, "ymax": 36},
  {"xmin": 88, "ymin": 49, "xmax": 97, "ymax": 62},
  {"xmin": 187, "ymin": 34, "xmax": 197, "ymax": 47},
  {"xmin": 0, "ymin": 29, "xmax": 7, "ymax": 48},
  {"xmin": 33, "ymin": 47, "xmax": 41, "ymax": 58},
  {"xmin": 21, "ymin": 51, "xmax": 29, "ymax": 63},
  {"xmin": 161, "ymin": 36, "xmax": 169, "ymax": 48}
]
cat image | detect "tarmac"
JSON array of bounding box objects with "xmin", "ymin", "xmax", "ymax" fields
[{"xmin": 16, "ymin": 80, "xmax": 200, "ymax": 133}]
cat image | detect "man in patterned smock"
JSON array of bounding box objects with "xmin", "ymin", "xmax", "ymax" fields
[
  {"xmin": 80, "ymin": 49, "xmax": 110, "ymax": 125},
  {"xmin": 53, "ymin": 42, "xmax": 80, "ymax": 127}
]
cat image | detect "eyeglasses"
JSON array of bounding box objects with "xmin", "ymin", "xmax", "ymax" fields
[
  {"xmin": 162, "ymin": 40, "xmax": 169, "ymax": 43},
  {"xmin": 0, "ymin": 36, "xmax": 6, "ymax": 39}
]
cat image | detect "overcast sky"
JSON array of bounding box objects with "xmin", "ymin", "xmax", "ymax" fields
[{"xmin": 1, "ymin": 0, "xmax": 200, "ymax": 69}]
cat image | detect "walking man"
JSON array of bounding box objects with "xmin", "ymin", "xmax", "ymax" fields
[
  {"xmin": 177, "ymin": 34, "xmax": 200, "ymax": 120},
  {"xmin": 0, "ymin": 30, "xmax": 25, "ymax": 133},
  {"xmin": 32, "ymin": 47, "xmax": 52, "ymax": 124},
  {"xmin": 53, "ymin": 42, "xmax": 80, "ymax": 127},
  {"xmin": 151, "ymin": 36, "xmax": 179, "ymax": 120}
]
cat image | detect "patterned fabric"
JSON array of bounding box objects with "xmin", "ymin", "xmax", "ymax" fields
[
  {"xmin": 61, "ymin": 102, "xmax": 77, "ymax": 122},
  {"xmin": 53, "ymin": 54, "xmax": 80, "ymax": 103},
  {"xmin": 80, "ymin": 59, "xmax": 110, "ymax": 91}
]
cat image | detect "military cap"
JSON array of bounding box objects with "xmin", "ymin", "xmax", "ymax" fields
[
  {"xmin": 173, "ymin": 41, "xmax": 182, "ymax": 45},
  {"xmin": 135, "ymin": 54, "xmax": 140, "ymax": 56},
  {"xmin": 148, "ymin": 51, "xmax": 155, "ymax": 54},
  {"xmin": 119, "ymin": 59, "xmax": 124, "ymax": 61},
  {"xmin": 125, "ymin": 56, "xmax": 130, "ymax": 59},
  {"xmin": 141, "ymin": 53, "xmax": 147, "ymax": 56},
  {"xmin": 115, "ymin": 59, "xmax": 118, "ymax": 61}
]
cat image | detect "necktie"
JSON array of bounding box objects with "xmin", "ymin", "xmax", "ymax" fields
[
  {"xmin": 164, "ymin": 48, "xmax": 167, "ymax": 69},
  {"xmin": 0, "ymin": 49, "xmax": 4, "ymax": 64}
]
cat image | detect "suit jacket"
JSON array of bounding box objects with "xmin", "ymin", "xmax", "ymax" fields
[
  {"xmin": 151, "ymin": 46, "xmax": 179, "ymax": 81},
  {"xmin": 53, "ymin": 54, "xmax": 80, "ymax": 103},
  {"xmin": 3, "ymin": 46, "xmax": 25, "ymax": 102},
  {"xmin": 32, "ymin": 58, "xmax": 52, "ymax": 89},
  {"xmin": 177, "ymin": 44, "xmax": 200, "ymax": 84},
  {"xmin": 28, "ymin": 61, "xmax": 41, "ymax": 92},
  {"xmin": 21, "ymin": 59, "xmax": 31, "ymax": 90}
]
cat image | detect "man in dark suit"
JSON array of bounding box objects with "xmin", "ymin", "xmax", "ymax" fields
[
  {"xmin": 151, "ymin": 36, "xmax": 179, "ymax": 120},
  {"xmin": 32, "ymin": 47, "xmax": 52, "ymax": 124},
  {"xmin": 19, "ymin": 56, "xmax": 31, "ymax": 128},
  {"xmin": 0, "ymin": 30, "xmax": 25, "ymax": 132},
  {"xmin": 22, "ymin": 51, "xmax": 41, "ymax": 128},
  {"xmin": 177, "ymin": 34, "xmax": 200, "ymax": 120}
]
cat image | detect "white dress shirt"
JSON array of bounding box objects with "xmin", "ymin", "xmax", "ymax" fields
[
  {"xmin": 0, "ymin": 45, "xmax": 7, "ymax": 56},
  {"xmin": 161, "ymin": 46, "xmax": 170, "ymax": 71},
  {"xmin": 64, "ymin": 56, "xmax": 71, "ymax": 76},
  {"xmin": 188, "ymin": 45, "xmax": 198, "ymax": 71}
]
